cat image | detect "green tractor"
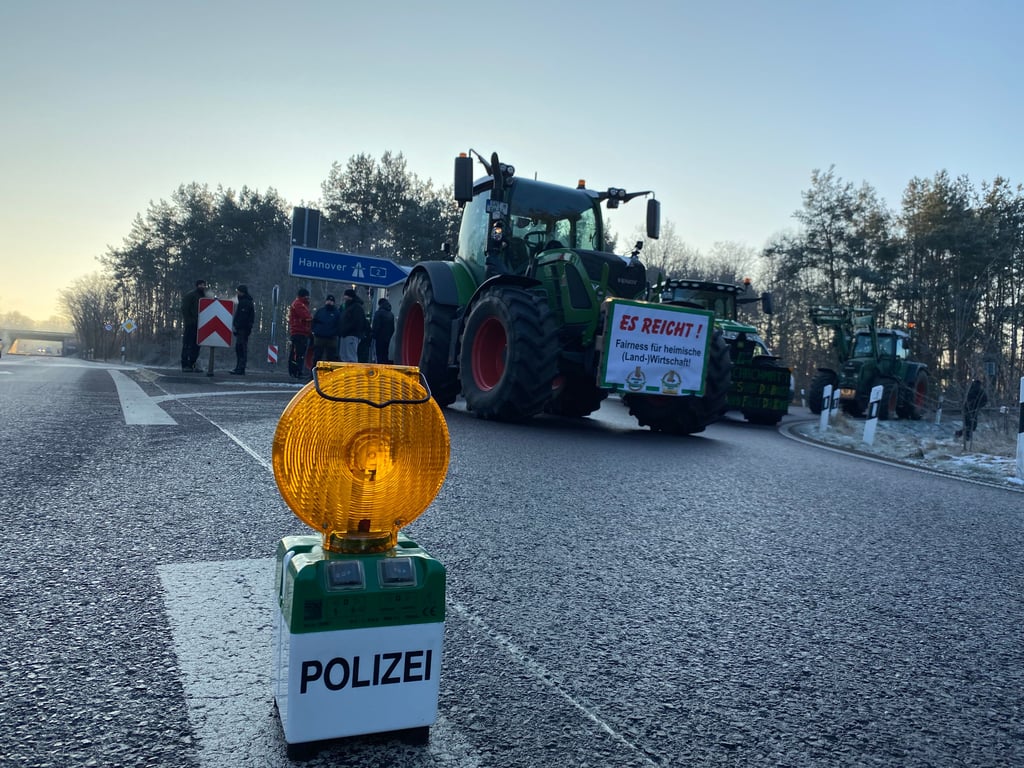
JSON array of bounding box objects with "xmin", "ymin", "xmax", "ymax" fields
[
  {"xmin": 393, "ymin": 150, "xmax": 732, "ymax": 434},
  {"xmin": 652, "ymin": 278, "xmax": 792, "ymax": 425},
  {"xmin": 808, "ymin": 306, "xmax": 929, "ymax": 420}
]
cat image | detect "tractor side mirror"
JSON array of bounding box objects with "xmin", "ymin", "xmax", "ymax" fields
[
  {"xmin": 454, "ymin": 154, "xmax": 474, "ymax": 204},
  {"xmin": 646, "ymin": 198, "xmax": 661, "ymax": 240},
  {"xmin": 761, "ymin": 292, "xmax": 774, "ymax": 315}
]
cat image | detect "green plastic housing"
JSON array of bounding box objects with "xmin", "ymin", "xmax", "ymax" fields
[{"xmin": 276, "ymin": 534, "xmax": 446, "ymax": 634}]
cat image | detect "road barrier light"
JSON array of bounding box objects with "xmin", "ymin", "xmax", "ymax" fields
[{"xmin": 271, "ymin": 363, "xmax": 449, "ymax": 759}]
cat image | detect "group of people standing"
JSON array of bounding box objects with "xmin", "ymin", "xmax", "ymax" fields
[
  {"xmin": 287, "ymin": 287, "xmax": 395, "ymax": 378},
  {"xmin": 180, "ymin": 281, "xmax": 394, "ymax": 379}
]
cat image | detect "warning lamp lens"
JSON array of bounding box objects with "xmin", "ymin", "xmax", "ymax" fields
[{"xmin": 272, "ymin": 364, "xmax": 450, "ymax": 554}]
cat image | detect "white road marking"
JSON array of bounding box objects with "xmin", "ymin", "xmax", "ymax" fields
[
  {"xmin": 109, "ymin": 370, "xmax": 177, "ymax": 425},
  {"xmin": 152, "ymin": 389, "xmax": 298, "ymax": 403},
  {"xmin": 450, "ymin": 601, "xmax": 660, "ymax": 768},
  {"xmin": 156, "ymin": 389, "xmax": 627, "ymax": 764},
  {"xmin": 159, "ymin": 558, "xmax": 482, "ymax": 767}
]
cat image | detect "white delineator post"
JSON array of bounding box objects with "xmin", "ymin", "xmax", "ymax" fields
[
  {"xmin": 819, "ymin": 384, "xmax": 833, "ymax": 432},
  {"xmin": 1016, "ymin": 377, "xmax": 1023, "ymax": 480},
  {"xmin": 863, "ymin": 384, "xmax": 883, "ymax": 446}
]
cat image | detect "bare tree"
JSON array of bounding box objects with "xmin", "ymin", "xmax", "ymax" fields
[{"xmin": 59, "ymin": 273, "xmax": 118, "ymax": 360}]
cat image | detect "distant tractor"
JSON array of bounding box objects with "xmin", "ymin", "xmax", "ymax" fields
[
  {"xmin": 393, "ymin": 150, "xmax": 732, "ymax": 434},
  {"xmin": 652, "ymin": 278, "xmax": 791, "ymax": 425},
  {"xmin": 808, "ymin": 306, "xmax": 928, "ymax": 420}
]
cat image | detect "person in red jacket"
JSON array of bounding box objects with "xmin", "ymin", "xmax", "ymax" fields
[{"xmin": 287, "ymin": 287, "xmax": 313, "ymax": 379}]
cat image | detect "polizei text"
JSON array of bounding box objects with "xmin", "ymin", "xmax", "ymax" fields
[{"xmin": 300, "ymin": 649, "xmax": 433, "ymax": 693}]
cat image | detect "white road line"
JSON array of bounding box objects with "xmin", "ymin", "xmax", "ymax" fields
[
  {"xmin": 159, "ymin": 559, "xmax": 482, "ymax": 767},
  {"xmin": 152, "ymin": 389, "xmax": 298, "ymax": 403},
  {"xmin": 109, "ymin": 370, "xmax": 177, "ymax": 425},
  {"xmin": 449, "ymin": 601, "xmax": 659, "ymax": 767}
]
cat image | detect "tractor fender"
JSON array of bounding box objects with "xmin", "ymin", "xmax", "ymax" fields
[
  {"xmin": 407, "ymin": 261, "xmax": 477, "ymax": 308},
  {"xmin": 468, "ymin": 274, "xmax": 542, "ymax": 304},
  {"xmin": 462, "ymin": 274, "xmax": 543, "ymax": 329},
  {"xmin": 901, "ymin": 362, "xmax": 928, "ymax": 383}
]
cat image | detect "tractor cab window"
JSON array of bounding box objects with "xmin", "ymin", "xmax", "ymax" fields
[
  {"xmin": 659, "ymin": 287, "xmax": 736, "ymax": 317},
  {"xmin": 878, "ymin": 334, "xmax": 895, "ymax": 357},
  {"xmin": 460, "ymin": 178, "xmax": 603, "ymax": 281},
  {"xmin": 852, "ymin": 333, "xmax": 873, "ymax": 357},
  {"xmin": 508, "ymin": 180, "xmax": 601, "ymax": 252},
  {"xmin": 894, "ymin": 336, "xmax": 909, "ymax": 360},
  {"xmin": 458, "ymin": 193, "xmax": 490, "ymax": 270}
]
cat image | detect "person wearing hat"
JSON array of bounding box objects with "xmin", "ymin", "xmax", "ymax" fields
[
  {"xmin": 230, "ymin": 284, "xmax": 256, "ymax": 375},
  {"xmin": 311, "ymin": 294, "xmax": 342, "ymax": 366},
  {"xmin": 338, "ymin": 288, "xmax": 369, "ymax": 363},
  {"xmin": 287, "ymin": 287, "xmax": 313, "ymax": 379}
]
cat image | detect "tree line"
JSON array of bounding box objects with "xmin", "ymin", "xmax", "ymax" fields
[
  {"xmin": 57, "ymin": 152, "xmax": 1023, "ymax": 411},
  {"xmin": 59, "ymin": 152, "xmax": 459, "ymax": 364},
  {"xmin": 645, "ymin": 168, "xmax": 1024, "ymax": 413}
]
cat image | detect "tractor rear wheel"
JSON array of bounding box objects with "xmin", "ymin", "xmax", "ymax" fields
[
  {"xmin": 394, "ymin": 271, "xmax": 460, "ymax": 406},
  {"xmin": 808, "ymin": 370, "xmax": 837, "ymax": 414},
  {"xmin": 459, "ymin": 286, "xmax": 559, "ymax": 422},
  {"xmin": 898, "ymin": 370, "xmax": 928, "ymax": 420}
]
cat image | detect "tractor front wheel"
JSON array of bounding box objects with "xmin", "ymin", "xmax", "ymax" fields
[
  {"xmin": 459, "ymin": 286, "xmax": 559, "ymax": 422},
  {"xmin": 546, "ymin": 374, "xmax": 608, "ymax": 418},
  {"xmin": 623, "ymin": 329, "xmax": 731, "ymax": 435}
]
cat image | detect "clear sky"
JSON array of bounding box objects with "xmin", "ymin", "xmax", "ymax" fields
[{"xmin": 1, "ymin": 0, "xmax": 1021, "ymax": 322}]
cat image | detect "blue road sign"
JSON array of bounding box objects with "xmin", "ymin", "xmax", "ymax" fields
[{"xmin": 289, "ymin": 246, "xmax": 410, "ymax": 288}]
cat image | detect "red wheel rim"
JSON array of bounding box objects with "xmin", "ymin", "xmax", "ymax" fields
[
  {"xmin": 400, "ymin": 304, "xmax": 425, "ymax": 366},
  {"xmin": 471, "ymin": 316, "xmax": 506, "ymax": 391}
]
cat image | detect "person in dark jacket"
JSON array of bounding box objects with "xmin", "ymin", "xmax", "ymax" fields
[
  {"xmin": 959, "ymin": 375, "xmax": 988, "ymax": 441},
  {"xmin": 180, "ymin": 279, "xmax": 207, "ymax": 372},
  {"xmin": 311, "ymin": 295, "xmax": 342, "ymax": 365},
  {"xmin": 371, "ymin": 297, "xmax": 395, "ymax": 364},
  {"xmin": 230, "ymin": 284, "xmax": 256, "ymax": 375},
  {"xmin": 287, "ymin": 287, "xmax": 313, "ymax": 379},
  {"xmin": 338, "ymin": 288, "xmax": 368, "ymax": 363}
]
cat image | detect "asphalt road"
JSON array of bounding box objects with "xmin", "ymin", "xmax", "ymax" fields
[{"xmin": 1, "ymin": 355, "xmax": 1022, "ymax": 767}]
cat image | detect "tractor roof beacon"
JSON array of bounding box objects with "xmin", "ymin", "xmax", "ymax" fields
[
  {"xmin": 808, "ymin": 306, "xmax": 929, "ymax": 421},
  {"xmin": 392, "ymin": 149, "xmax": 732, "ymax": 434}
]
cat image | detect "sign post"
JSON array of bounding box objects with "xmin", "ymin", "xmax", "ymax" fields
[
  {"xmin": 269, "ymin": 284, "xmax": 280, "ymax": 369},
  {"xmin": 1017, "ymin": 377, "xmax": 1023, "ymax": 480},
  {"xmin": 863, "ymin": 384, "xmax": 883, "ymax": 445},
  {"xmin": 198, "ymin": 298, "xmax": 235, "ymax": 376},
  {"xmin": 819, "ymin": 385, "xmax": 833, "ymax": 432}
]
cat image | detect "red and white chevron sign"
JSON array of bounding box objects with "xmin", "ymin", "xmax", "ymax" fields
[
  {"xmin": 197, "ymin": 298, "xmax": 234, "ymax": 348},
  {"xmin": 267, "ymin": 344, "xmax": 278, "ymax": 364}
]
